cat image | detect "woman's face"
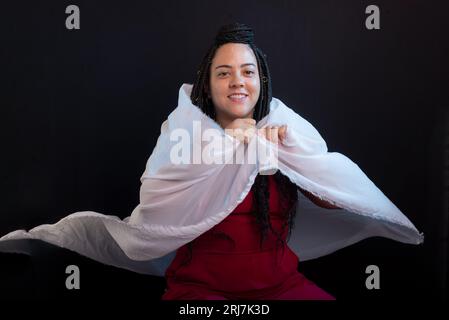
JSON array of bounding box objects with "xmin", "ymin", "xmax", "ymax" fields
[{"xmin": 208, "ymin": 43, "xmax": 261, "ymax": 128}]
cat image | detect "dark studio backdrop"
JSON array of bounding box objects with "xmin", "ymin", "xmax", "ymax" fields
[{"xmin": 0, "ymin": 0, "xmax": 448, "ymax": 303}]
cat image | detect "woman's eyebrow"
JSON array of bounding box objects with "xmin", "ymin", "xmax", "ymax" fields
[{"xmin": 215, "ymin": 63, "xmax": 256, "ymax": 69}]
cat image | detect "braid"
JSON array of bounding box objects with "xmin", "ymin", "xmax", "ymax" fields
[{"xmin": 191, "ymin": 46, "xmax": 217, "ymax": 119}]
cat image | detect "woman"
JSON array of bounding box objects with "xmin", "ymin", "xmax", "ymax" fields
[
  {"xmin": 161, "ymin": 23, "xmax": 338, "ymax": 300},
  {"xmin": 0, "ymin": 23, "xmax": 423, "ymax": 300}
]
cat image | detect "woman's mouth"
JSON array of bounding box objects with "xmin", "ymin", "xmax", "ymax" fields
[{"xmin": 228, "ymin": 93, "xmax": 248, "ymax": 103}]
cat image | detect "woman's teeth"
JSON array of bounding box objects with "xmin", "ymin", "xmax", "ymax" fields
[{"xmin": 228, "ymin": 94, "xmax": 247, "ymax": 102}]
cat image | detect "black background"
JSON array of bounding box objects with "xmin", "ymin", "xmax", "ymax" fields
[{"xmin": 0, "ymin": 0, "xmax": 448, "ymax": 303}]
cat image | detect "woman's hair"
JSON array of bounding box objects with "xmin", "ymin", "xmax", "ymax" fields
[{"xmin": 181, "ymin": 23, "xmax": 299, "ymax": 268}]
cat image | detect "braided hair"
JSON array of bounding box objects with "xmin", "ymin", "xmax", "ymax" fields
[{"xmin": 183, "ymin": 23, "xmax": 299, "ymax": 266}]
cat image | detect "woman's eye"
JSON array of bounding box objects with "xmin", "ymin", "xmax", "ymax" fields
[{"xmin": 217, "ymin": 70, "xmax": 254, "ymax": 77}]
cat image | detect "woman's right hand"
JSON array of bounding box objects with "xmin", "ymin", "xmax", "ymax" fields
[{"xmin": 224, "ymin": 118, "xmax": 257, "ymax": 144}]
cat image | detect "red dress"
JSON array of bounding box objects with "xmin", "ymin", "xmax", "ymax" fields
[{"xmin": 161, "ymin": 175, "xmax": 335, "ymax": 300}]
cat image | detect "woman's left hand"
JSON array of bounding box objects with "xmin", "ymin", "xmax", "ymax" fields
[{"xmin": 258, "ymin": 125, "xmax": 287, "ymax": 144}]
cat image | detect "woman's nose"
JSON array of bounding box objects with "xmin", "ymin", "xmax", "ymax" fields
[{"xmin": 230, "ymin": 73, "xmax": 244, "ymax": 87}]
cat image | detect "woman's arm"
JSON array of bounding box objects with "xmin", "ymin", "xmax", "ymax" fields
[
  {"xmin": 298, "ymin": 188, "xmax": 341, "ymax": 209},
  {"xmin": 259, "ymin": 126, "xmax": 340, "ymax": 210}
]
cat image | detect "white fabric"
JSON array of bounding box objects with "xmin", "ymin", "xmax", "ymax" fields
[{"xmin": 0, "ymin": 83, "xmax": 424, "ymax": 276}]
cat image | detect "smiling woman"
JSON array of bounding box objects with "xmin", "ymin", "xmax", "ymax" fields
[
  {"xmin": 161, "ymin": 23, "xmax": 339, "ymax": 300},
  {"xmin": 209, "ymin": 43, "xmax": 261, "ymax": 127},
  {"xmin": 0, "ymin": 22, "xmax": 423, "ymax": 302}
]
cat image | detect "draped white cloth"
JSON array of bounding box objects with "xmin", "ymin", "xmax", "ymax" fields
[{"xmin": 0, "ymin": 83, "xmax": 424, "ymax": 276}]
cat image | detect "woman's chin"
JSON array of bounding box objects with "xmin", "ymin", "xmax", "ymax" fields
[{"xmin": 226, "ymin": 108, "xmax": 254, "ymax": 119}]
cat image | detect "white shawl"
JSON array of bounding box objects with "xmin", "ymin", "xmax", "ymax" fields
[{"xmin": 0, "ymin": 83, "xmax": 424, "ymax": 276}]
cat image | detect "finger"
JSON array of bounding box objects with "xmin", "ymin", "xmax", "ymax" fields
[
  {"xmin": 267, "ymin": 126, "xmax": 277, "ymax": 142},
  {"xmin": 269, "ymin": 126, "xmax": 279, "ymax": 144},
  {"xmin": 278, "ymin": 125, "xmax": 287, "ymax": 142},
  {"xmin": 264, "ymin": 126, "xmax": 274, "ymax": 143},
  {"xmin": 265, "ymin": 127, "xmax": 271, "ymax": 141},
  {"xmin": 244, "ymin": 127, "xmax": 256, "ymax": 143}
]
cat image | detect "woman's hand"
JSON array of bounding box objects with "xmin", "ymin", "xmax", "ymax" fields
[
  {"xmin": 224, "ymin": 119, "xmax": 288, "ymax": 145},
  {"xmin": 224, "ymin": 118, "xmax": 257, "ymax": 144},
  {"xmin": 258, "ymin": 125, "xmax": 288, "ymax": 144}
]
